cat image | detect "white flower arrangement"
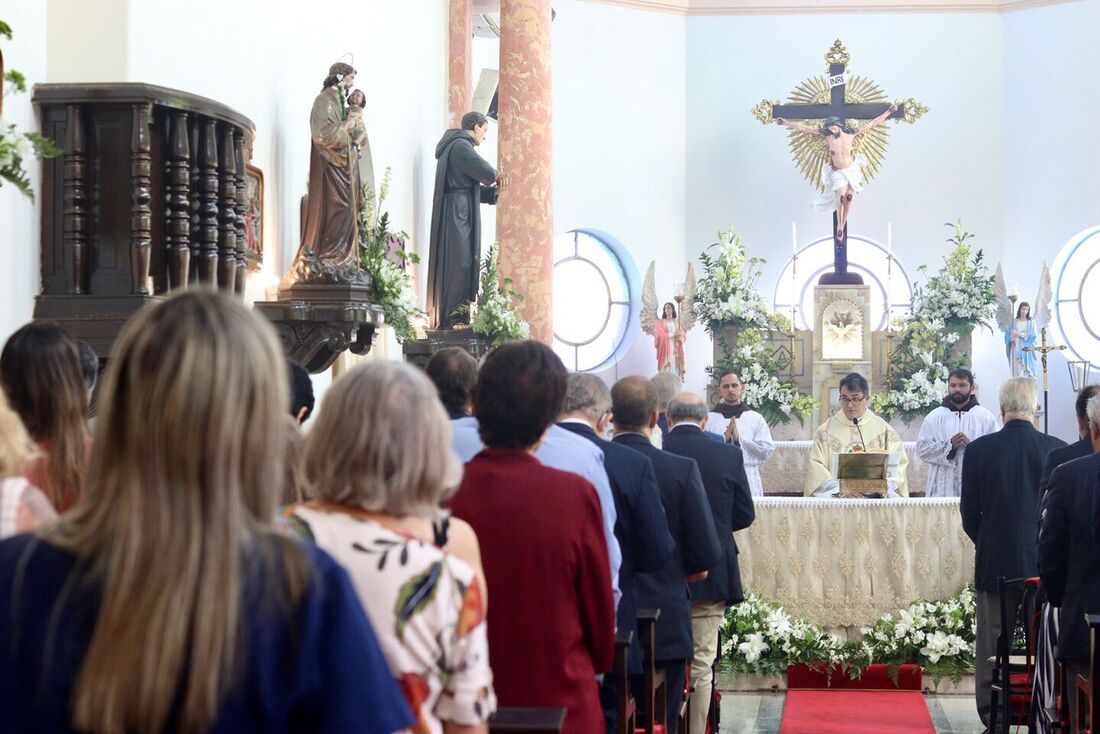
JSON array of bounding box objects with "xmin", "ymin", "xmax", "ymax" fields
[
  {"xmin": 874, "ymin": 222, "xmax": 995, "ymax": 421},
  {"xmin": 709, "ymin": 332, "xmax": 817, "ymax": 425},
  {"xmin": 722, "ymin": 586, "xmax": 976, "ymax": 684},
  {"xmin": 695, "ymin": 229, "xmax": 778, "ymax": 333},
  {"xmin": 699, "ymin": 228, "xmax": 817, "ymax": 425},
  {"xmin": 468, "ymin": 243, "xmax": 530, "ymax": 346}
]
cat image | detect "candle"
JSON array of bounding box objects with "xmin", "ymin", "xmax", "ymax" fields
[
  {"xmin": 791, "ymin": 222, "xmax": 797, "ymax": 255},
  {"xmin": 1011, "ymin": 281, "xmax": 1019, "ymax": 299},
  {"xmin": 887, "ymin": 223, "xmax": 892, "ymax": 255}
]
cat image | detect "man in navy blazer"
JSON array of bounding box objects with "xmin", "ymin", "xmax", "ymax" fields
[
  {"xmin": 662, "ymin": 392, "xmax": 755, "ymax": 734},
  {"xmin": 610, "ymin": 376, "xmax": 721, "ymax": 734},
  {"xmin": 1039, "ymin": 392, "xmax": 1100, "ymax": 733},
  {"xmin": 1038, "ymin": 384, "xmax": 1100, "ymax": 502},
  {"xmin": 557, "ymin": 374, "xmax": 675, "ymax": 733},
  {"xmin": 961, "ymin": 377, "xmax": 1066, "ymax": 728}
]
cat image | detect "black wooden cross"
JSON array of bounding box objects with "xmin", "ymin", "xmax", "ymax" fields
[{"xmin": 769, "ymin": 40, "xmax": 911, "ymax": 286}]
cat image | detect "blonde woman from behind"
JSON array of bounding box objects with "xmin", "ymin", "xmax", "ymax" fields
[
  {"xmin": 0, "ymin": 290, "xmax": 413, "ymax": 734},
  {"xmin": 0, "ymin": 392, "xmax": 56, "ymax": 538},
  {"xmin": 293, "ymin": 361, "xmax": 496, "ymax": 734}
]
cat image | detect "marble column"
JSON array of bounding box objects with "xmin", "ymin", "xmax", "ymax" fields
[
  {"xmin": 448, "ymin": 0, "xmax": 472, "ymax": 127},
  {"xmin": 496, "ymin": 0, "xmax": 553, "ymax": 343}
]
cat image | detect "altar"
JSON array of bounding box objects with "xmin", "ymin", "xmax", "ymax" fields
[{"xmin": 733, "ymin": 497, "xmax": 974, "ymax": 635}]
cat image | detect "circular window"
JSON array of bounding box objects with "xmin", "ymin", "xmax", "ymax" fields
[
  {"xmin": 552, "ymin": 229, "xmax": 640, "ymax": 372},
  {"xmin": 1051, "ymin": 225, "xmax": 1100, "ymax": 365},
  {"xmin": 772, "ymin": 235, "xmax": 913, "ymax": 331}
]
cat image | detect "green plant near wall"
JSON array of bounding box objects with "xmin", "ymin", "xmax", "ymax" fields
[{"xmin": 0, "ymin": 21, "xmax": 61, "ymax": 200}]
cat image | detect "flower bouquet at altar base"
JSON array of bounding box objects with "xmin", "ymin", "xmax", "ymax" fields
[
  {"xmin": 358, "ymin": 169, "xmax": 423, "ymax": 343},
  {"xmin": 874, "ymin": 221, "xmax": 996, "ymax": 422},
  {"xmin": 720, "ymin": 586, "xmax": 977, "ymax": 685},
  {"xmin": 465, "ymin": 243, "xmax": 530, "ymax": 347},
  {"xmin": 707, "ymin": 330, "xmax": 818, "ymax": 426},
  {"xmin": 695, "ymin": 228, "xmax": 783, "ymax": 333}
]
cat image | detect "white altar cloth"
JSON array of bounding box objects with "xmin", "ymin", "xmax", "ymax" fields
[{"xmin": 733, "ymin": 497, "xmax": 974, "ymax": 633}]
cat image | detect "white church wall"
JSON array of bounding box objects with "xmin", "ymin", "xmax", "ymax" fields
[
  {"xmin": 0, "ymin": 1, "xmax": 48, "ymax": 345},
  {"xmin": 1000, "ymin": 0, "xmax": 1100, "ymax": 443},
  {"xmin": 684, "ymin": 14, "xmax": 1005, "ymax": 410},
  {"xmin": 552, "ymin": 0, "xmax": 689, "ymax": 388}
]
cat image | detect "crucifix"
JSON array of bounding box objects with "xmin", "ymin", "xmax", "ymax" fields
[
  {"xmin": 1023, "ymin": 327, "xmax": 1067, "ymax": 434},
  {"xmin": 753, "ymin": 40, "xmax": 927, "ymax": 285}
]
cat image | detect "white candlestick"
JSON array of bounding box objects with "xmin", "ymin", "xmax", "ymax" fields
[
  {"xmin": 887, "ymin": 222, "xmax": 892, "ymax": 254},
  {"xmin": 791, "ymin": 222, "xmax": 797, "ymax": 255}
]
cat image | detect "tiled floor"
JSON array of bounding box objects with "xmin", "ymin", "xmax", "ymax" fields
[{"xmin": 716, "ymin": 692, "xmax": 988, "ymax": 733}]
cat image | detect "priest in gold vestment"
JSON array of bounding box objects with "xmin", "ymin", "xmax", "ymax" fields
[{"xmin": 805, "ymin": 373, "xmax": 909, "ymax": 497}]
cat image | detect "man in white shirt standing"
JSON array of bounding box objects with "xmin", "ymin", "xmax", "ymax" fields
[
  {"xmin": 916, "ymin": 368, "xmax": 1000, "ymax": 497},
  {"xmin": 706, "ymin": 371, "xmax": 775, "ymax": 497}
]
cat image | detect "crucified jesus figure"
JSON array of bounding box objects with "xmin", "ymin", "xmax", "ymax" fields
[{"xmin": 776, "ymin": 103, "xmax": 896, "ymax": 242}]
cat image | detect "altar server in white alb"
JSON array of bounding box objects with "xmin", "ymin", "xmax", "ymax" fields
[
  {"xmin": 805, "ymin": 372, "xmax": 909, "ymax": 497},
  {"xmin": 706, "ymin": 371, "xmax": 775, "ymax": 496},
  {"xmin": 915, "ymin": 368, "xmax": 1000, "ymax": 497}
]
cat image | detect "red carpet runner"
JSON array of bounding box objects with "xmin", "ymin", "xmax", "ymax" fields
[{"xmin": 779, "ymin": 690, "xmax": 935, "ymax": 733}]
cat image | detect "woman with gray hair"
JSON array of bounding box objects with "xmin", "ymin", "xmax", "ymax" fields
[{"xmin": 292, "ymin": 361, "xmax": 496, "ymax": 734}]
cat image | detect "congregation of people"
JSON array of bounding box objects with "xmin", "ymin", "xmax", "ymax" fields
[{"xmin": 1, "ymin": 288, "xmax": 1099, "ymax": 733}]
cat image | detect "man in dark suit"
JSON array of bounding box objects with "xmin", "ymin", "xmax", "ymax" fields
[
  {"xmin": 662, "ymin": 391, "xmax": 755, "ymax": 734},
  {"xmin": 1039, "ymin": 393, "xmax": 1100, "ymax": 733},
  {"xmin": 558, "ymin": 374, "xmax": 675, "ymax": 733},
  {"xmin": 961, "ymin": 376, "xmax": 1066, "ymax": 728},
  {"xmin": 1038, "ymin": 384, "xmax": 1100, "ymax": 502},
  {"xmin": 610, "ymin": 376, "xmax": 721, "ymax": 734}
]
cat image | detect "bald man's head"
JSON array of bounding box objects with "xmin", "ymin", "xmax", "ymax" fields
[
  {"xmin": 611, "ymin": 376, "xmax": 658, "ymax": 432},
  {"xmin": 667, "ymin": 391, "xmax": 708, "ymax": 426}
]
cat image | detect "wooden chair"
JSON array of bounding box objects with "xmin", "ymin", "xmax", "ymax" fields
[
  {"xmin": 636, "ymin": 608, "xmax": 667, "ymax": 734},
  {"xmin": 1074, "ymin": 613, "xmax": 1100, "ymax": 733},
  {"xmin": 613, "ymin": 630, "xmax": 636, "ymax": 734},
  {"xmin": 488, "ymin": 707, "xmax": 566, "ymax": 733},
  {"xmin": 989, "ymin": 576, "xmax": 1041, "ymax": 733}
]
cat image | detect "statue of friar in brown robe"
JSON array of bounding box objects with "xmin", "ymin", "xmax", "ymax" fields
[
  {"xmin": 283, "ymin": 62, "xmax": 369, "ymax": 288},
  {"xmin": 426, "ymin": 111, "xmax": 501, "ymax": 329}
]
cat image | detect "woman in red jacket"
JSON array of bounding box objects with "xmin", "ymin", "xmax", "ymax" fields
[{"xmin": 450, "ymin": 340, "xmax": 615, "ymax": 734}]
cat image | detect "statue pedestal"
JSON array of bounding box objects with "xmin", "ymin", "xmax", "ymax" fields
[
  {"xmin": 254, "ymin": 282, "xmax": 383, "ymax": 374},
  {"xmin": 402, "ymin": 329, "xmax": 494, "ymax": 369},
  {"xmin": 812, "ymin": 284, "xmax": 872, "ymax": 426}
]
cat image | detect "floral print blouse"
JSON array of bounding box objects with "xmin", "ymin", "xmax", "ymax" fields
[{"xmin": 291, "ymin": 502, "xmax": 495, "ymax": 734}]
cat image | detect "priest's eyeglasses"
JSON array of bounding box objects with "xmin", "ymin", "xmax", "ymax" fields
[{"xmin": 838, "ymin": 395, "xmax": 866, "ymax": 405}]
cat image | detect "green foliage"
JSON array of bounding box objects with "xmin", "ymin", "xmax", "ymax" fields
[
  {"xmin": 466, "ymin": 244, "xmax": 529, "ymax": 346},
  {"xmin": 357, "ymin": 169, "xmax": 423, "ymax": 343},
  {"xmin": 0, "ymin": 21, "xmax": 61, "ymax": 201}
]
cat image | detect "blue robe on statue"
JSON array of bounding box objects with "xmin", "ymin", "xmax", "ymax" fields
[{"xmin": 1005, "ymin": 318, "xmax": 1038, "ymax": 378}]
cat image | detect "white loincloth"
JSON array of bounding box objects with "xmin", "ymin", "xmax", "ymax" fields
[{"xmin": 813, "ymin": 155, "xmax": 867, "ymax": 213}]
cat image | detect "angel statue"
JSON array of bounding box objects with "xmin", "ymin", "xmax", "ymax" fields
[
  {"xmin": 641, "ymin": 262, "xmax": 697, "ymax": 381},
  {"xmin": 994, "ymin": 262, "xmax": 1052, "ymax": 379}
]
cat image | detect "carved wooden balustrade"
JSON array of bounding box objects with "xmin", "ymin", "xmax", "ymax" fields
[{"xmin": 33, "ymin": 83, "xmax": 256, "ymax": 355}]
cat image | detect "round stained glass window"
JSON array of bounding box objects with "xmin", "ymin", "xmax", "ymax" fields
[
  {"xmin": 1051, "ymin": 226, "xmax": 1100, "ymax": 365},
  {"xmin": 552, "ymin": 229, "xmax": 640, "ymax": 372},
  {"xmin": 772, "ymin": 235, "xmax": 913, "ymax": 331}
]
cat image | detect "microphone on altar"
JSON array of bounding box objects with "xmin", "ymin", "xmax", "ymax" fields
[{"xmin": 853, "ymin": 416, "xmax": 868, "ymax": 452}]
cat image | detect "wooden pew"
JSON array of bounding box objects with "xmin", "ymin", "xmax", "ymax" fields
[
  {"xmin": 489, "ymin": 707, "xmax": 566, "ymax": 733},
  {"xmin": 1074, "ymin": 613, "xmax": 1100, "ymax": 734},
  {"xmin": 637, "ymin": 609, "xmax": 666, "ymax": 734},
  {"xmin": 614, "ymin": 630, "xmax": 636, "ymax": 734}
]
